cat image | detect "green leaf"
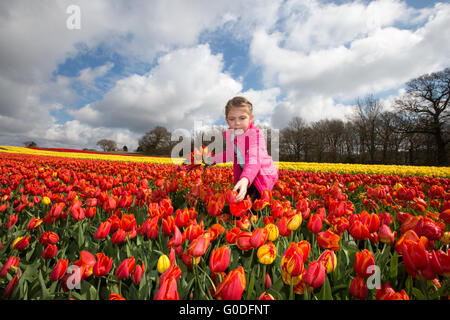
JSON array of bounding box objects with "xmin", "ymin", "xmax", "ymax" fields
[
  {"xmin": 38, "ymin": 270, "xmax": 51, "ymax": 300},
  {"xmin": 246, "ymin": 271, "xmax": 256, "ymax": 300},
  {"xmin": 319, "ymin": 275, "xmax": 333, "ymax": 300},
  {"xmin": 389, "ymin": 251, "xmax": 398, "ymax": 280},
  {"xmin": 78, "ymin": 222, "xmax": 85, "ymax": 248},
  {"xmin": 411, "ymin": 287, "xmax": 426, "ymax": 300}
]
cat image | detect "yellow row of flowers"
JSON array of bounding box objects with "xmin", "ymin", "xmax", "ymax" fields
[{"xmin": 1, "ymin": 145, "xmax": 449, "ymax": 177}]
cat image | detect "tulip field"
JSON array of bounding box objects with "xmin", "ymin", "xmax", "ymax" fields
[{"xmin": 0, "ymin": 146, "xmax": 449, "ymax": 300}]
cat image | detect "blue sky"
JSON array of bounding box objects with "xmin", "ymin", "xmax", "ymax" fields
[{"xmin": 0, "ymin": 0, "xmax": 448, "ymax": 150}]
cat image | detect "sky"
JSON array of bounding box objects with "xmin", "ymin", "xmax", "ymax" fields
[{"xmin": 0, "ymin": 0, "xmax": 449, "ymax": 151}]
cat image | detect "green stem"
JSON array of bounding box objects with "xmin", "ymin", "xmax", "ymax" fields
[
  {"xmin": 97, "ymin": 277, "xmax": 102, "ymax": 300},
  {"xmin": 289, "ymin": 277, "xmax": 294, "ymax": 300}
]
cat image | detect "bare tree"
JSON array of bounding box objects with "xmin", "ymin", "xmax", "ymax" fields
[
  {"xmin": 24, "ymin": 141, "xmax": 38, "ymax": 148},
  {"xmin": 138, "ymin": 126, "xmax": 172, "ymax": 155},
  {"xmin": 96, "ymin": 139, "xmax": 117, "ymax": 152},
  {"xmin": 353, "ymin": 95, "xmax": 383, "ymax": 164},
  {"xmin": 395, "ymin": 68, "xmax": 450, "ymax": 165}
]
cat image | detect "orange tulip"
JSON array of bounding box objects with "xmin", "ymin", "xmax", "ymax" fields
[
  {"xmin": 214, "ymin": 266, "xmax": 246, "ymax": 300},
  {"xmin": 225, "ymin": 227, "xmax": 240, "ymax": 244},
  {"xmin": 187, "ymin": 233, "xmax": 210, "ymax": 257},
  {"xmin": 229, "ymin": 196, "xmax": 252, "ymax": 217},
  {"xmin": 93, "ymin": 253, "xmax": 113, "ymax": 277},
  {"xmin": 354, "ymin": 249, "xmax": 375, "ymax": 278},
  {"xmin": 317, "ymin": 229, "xmax": 340, "ymax": 251},
  {"xmin": 376, "ymin": 282, "xmax": 410, "ymax": 300}
]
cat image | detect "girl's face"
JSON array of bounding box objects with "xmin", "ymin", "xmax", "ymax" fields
[{"xmin": 226, "ymin": 107, "xmax": 254, "ymax": 135}]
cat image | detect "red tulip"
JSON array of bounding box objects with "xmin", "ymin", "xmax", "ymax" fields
[
  {"xmin": 50, "ymin": 259, "xmax": 69, "ymax": 281},
  {"xmin": 162, "ymin": 216, "xmax": 175, "ymax": 236},
  {"xmin": 39, "ymin": 231, "xmax": 59, "ymax": 245},
  {"xmin": 214, "ymin": 266, "xmax": 246, "ymax": 300},
  {"xmin": 349, "ymin": 219, "xmax": 370, "ymax": 240},
  {"xmin": 303, "ymin": 260, "xmax": 326, "ymax": 289},
  {"xmin": 93, "ymin": 253, "xmax": 113, "ymax": 277},
  {"xmin": 5, "ymin": 215, "xmax": 18, "ymax": 230},
  {"xmin": 42, "ymin": 244, "xmax": 58, "ymax": 259},
  {"xmin": 3, "ymin": 273, "xmax": 20, "ymax": 299},
  {"xmin": 0, "ymin": 256, "xmax": 20, "ymax": 278},
  {"xmin": 184, "ymin": 222, "xmax": 203, "ymax": 242},
  {"xmin": 115, "ymin": 257, "xmax": 136, "ymax": 279},
  {"xmin": 94, "ymin": 221, "xmax": 111, "ymax": 239},
  {"xmin": 378, "ymin": 224, "xmax": 396, "ymax": 245},
  {"xmin": 11, "ymin": 235, "xmax": 30, "ymax": 250},
  {"xmin": 350, "ymin": 276, "xmax": 367, "ymax": 300},
  {"xmin": 401, "ymin": 237, "xmax": 429, "ymax": 277},
  {"xmin": 360, "ymin": 211, "xmax": 381, "ymax": 233},
  {"xmin": 308, "ymin": 214, "xmax": 323, "ymax": 233},
  {"xmin": 236, "ymin": 231, "xmax": 253, "ymax": 251},
  {"xmin": 132, "ymin": 263, "xmax": 145, "ymax": 285},
  {"xmin": 209, "ymin": 245, "xmax": 230, "ymax": 273},
  {"xmin": 26, "ymin": 217, "xmax": 43, "ymax": 230},
  {"xmin": 111, "ymin": 228, "xmax": 127, "ymax": 244},
  {"xmin": 175, "ymin": 208, "xmax": 189, "ymax": 228},
  {"xmin": 168, "ymin": 226, "xmax": 183, "ymax": 248},
  {"xmin": 259, "ymin": 292, "xmax": 276, "ymax": 300},
  {"xmin": 154, "ymin": 276, "xmax": 179, "ymax": 300},
  {"xmin": 74, "ymin": 250, "xmax": 96, "ymax": 279},
  {"xmin": 250, "ymin": 228, "xmax": 269, "ymax": 248}
]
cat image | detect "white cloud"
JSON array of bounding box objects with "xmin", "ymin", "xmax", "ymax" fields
[
  {"xmin": 0, "ymin": 0, "xmax": 448, "ymax": 149},
  {"xmin": 250, "ymin": 0, "xmax": 450, "ymax": 127},
  {"xmin": 69, "ymin": 45, "xmax": 244, "ymax": 132}
]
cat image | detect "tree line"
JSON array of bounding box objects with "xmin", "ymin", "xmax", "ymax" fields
[{"xmin": 59, "ymin": 68, "xmax": 447, "ymax": 166}]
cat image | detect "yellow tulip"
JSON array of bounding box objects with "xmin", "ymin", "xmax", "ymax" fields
[
  {"xmin": 265, "ymin": 223, "xmax": 279, "ymax": 242},
  {"xmin": 157, "ymin": 254, "xmax": 170, "ymax": 274}
]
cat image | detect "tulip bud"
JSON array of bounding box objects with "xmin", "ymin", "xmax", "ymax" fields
[
  {"xmin": 317, "ymin": 250, "xmax": 337, "ymax": 274},
  {"xmin": 157, "ymin": 255, "xmax": 171, "ymax": 274}
]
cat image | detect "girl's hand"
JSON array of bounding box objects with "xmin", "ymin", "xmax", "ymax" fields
[{"xmin": 233, "ymin": 178, "xmax": 249, "ymax": 202}]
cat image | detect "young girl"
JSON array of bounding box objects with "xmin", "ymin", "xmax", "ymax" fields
[{"xmin": 211, "ymin": 96, "xmax": 278, "ymax": 202}]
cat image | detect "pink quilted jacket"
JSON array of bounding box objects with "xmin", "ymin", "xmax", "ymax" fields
[{"xmin": 212, "ymin": 122, "xmax": 278, "ymax": 194}]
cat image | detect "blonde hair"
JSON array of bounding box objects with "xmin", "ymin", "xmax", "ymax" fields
[{"xmin": 225, "ymin": 96, "xmax": 253, "ymax": 117}]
